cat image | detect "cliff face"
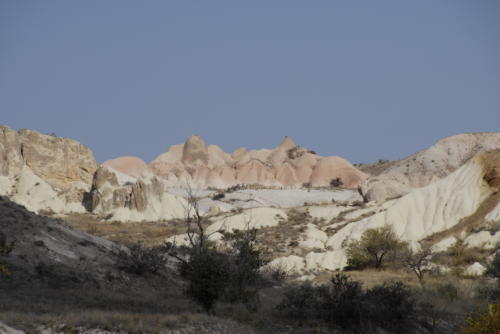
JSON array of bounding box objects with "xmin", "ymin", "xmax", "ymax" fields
[
  {"xmin": 360, "ymin": 133, "xmax": 500, "ymax": 202},
  {"xmin": 0, "ymin": 126, "xmax": 99, "ymax": 189}
]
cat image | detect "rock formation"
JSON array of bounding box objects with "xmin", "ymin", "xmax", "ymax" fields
[
  {"xmin": 102, "ymin": 156, "xmax": 150, "ymax": 178},
  {"xmin": 87, "ymin": 166, "xmax": 187, "ymax": 222},
  {"xmin": 360, "ymin": 132, "xmax": 500, "ymax": 202},
  {"xmin": 148, "ymin": 135, "xmax": 368, "ymax": 189},
  {"xmin": 0, "ymin": 126, "xmax": 99, "ymax": 214},
  {"xmin": 0, "ymin": 126, "xmax": 99, "ymax": 189}
]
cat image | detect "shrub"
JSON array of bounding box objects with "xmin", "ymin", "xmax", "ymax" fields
[
  {"xmin": 179, "ymin": 249, "xmax": 229, "ymax": 313},
  {"xmin": 346, "ymin": 225, "xmax": 407, "ymax": 270},
  {"xmin": 223, "ymin": 228, "xmax": 268, "ymax": 306},
  {"xmin": 446, "ymin": 240, "xmax": 483, "ymax": 267},
  {"xmin": 277, "ymin": 282, "xmax": 322, "ymax": 321},
  {"xmin": 277, "ymin": 273, "xmax": 417, "ymax": 331},
  {"xmin": 260, "ymin": 263, "xmax": 289, "ymax": 284},
  {"xmin": 435, "ymin": 282, "xmax": 459, "ymax": 302},
  {"xmin": 211, "ymin": 192, "xmax": 225, "ymax": 200},
  {"xmin": 329, "ymin": 177, "xmax": 343, "ymax": 187},
  {"xmin": 316, "ymin": 273, "xmax": 364, "ymax": 329},
  {"xmin": 364, "ymin": 281, "xmax": 416, "ymax": 331},
  {"xmin": 485, "ymin": 251, "xmax": 500, "ymax": 279},
  {"xmin": 116, "ymin": 244, "xmax": 166, "ymax": 275},
  {"xmin": 0, "ymin": 233, "xmax": 15, "ymax": 276},
  {"xmin": 461, "ymin": 303, "xmax": 500, "ymax": 334}
]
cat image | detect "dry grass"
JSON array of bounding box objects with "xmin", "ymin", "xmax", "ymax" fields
[{"xmin": 59, "ymin": 213, "xmax": 202, "ymax": 246}]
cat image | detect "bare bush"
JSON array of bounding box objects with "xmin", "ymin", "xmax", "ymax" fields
[{"xmin": 116, "ymin": 244, "xmax": 167, "ymax": 275}]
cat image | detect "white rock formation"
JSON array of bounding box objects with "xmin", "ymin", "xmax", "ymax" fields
[
  {"xmin": 431, "ymin": 236, "xmax": 458, "ymax": 253},
  {"xmin": 305, "ymin": 250, "xmax": 347, "ymax": 272},
  {"xmin": 266, "ymin": 255, "xmax": 305, "ymax": 274},
  {"xmin": 464, "ymin": 262, "xmax": 487, "ymax": 276},
  {"xmin": 485, "ymin": 203, "xmax": 500, "ymax": 224},
  {"xmin": 88, "ymin": 167, "xmax": 187, "ymax": 222},
  {"xmin": 299, "ymin": 224, "xmax": 328, "ymax": 250},
  {"xmin": 360, "ymin": 132, "xmax": 500, "ymax": 202},
  {"xmin": 206, "ymin": 207, "xmax": 286, "ymax": 234},
  {"xmin": 464, "ymin": 231, "xmax": 500, "ymax": 250},
  {"xmin": 328, "ymin": 155, "xmax": 494, "ymax": 252}
]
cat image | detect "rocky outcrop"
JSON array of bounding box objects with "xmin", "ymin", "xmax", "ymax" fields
[
  {"xmin": 0, "ymin": 126, "xmax": 99, "ymax": 214},
  {"xmin": 102, "ymin": 156, "xmax": 150, "ymax": 178},
  {"xmin": 360, "ymin": 133, "xmax": 500, "ymax": 202},
  {"xmin": 0, "ymin": 126, "xmax": 99, "ymax": 189},
  {"xmin": 87, "ymin": 166, "xmax": 187, "ymax": 222},
  {"xmin": 149, "ymin": 135, "xmax": 368, "ymax": 189}
]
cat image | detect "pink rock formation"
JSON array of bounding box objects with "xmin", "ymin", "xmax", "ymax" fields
[
  {"xmin": 148, "ymin": 135, "xmax": 368, "ymax": 189},
  {"xmin": 103, "ymin": 156, "xmax": 150, "ymax": 178}
]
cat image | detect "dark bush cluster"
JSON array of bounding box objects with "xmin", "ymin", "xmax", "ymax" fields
[
  {"xmin": 277, "ymin": 273, "xmax": 417, "ymax": 331},
  {"xmin": 177, "ymin": 228, "xmax": 269, "ymax": 312},
  {"xmin": 329, "ymin": 177, "xmax": 343, "ymax": 187},
  {"xmin": 116, "ymin": 244, "xmax": 167, "ymax": 275},
  {"xmin": 211, "ymin": 192, "xmax": 225, "ymax": 200},
  {"xmin": 179, "ymin": 249, "xmax": 229, "ymax": 312}
]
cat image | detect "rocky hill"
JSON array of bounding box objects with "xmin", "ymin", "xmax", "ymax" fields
[
  {"xmin": 360, "ymin": 132, "xmax": 500, "ymax": 202},
  {"xmin": 106, "ymin": 135, "xmax": 368, "ymax": 189}
]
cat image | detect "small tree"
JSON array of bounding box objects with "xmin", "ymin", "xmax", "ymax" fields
[
  {"xmin": 223, "ymin": 228, "xmax": 268, "ymax": 306},
  {"xmin": 171, "ymin": 184, "xmax": 267, "ymax": 312},
  {"xmin": 403, "ymin": 245, "xmax": 433, "ymax": 287},
  {"xmin": 346, "ymin": 225, "xmax": 406, "ymax": 269}
]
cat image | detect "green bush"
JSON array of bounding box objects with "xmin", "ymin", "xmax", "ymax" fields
[{"xmin": 346, "ymin": 225, "xmax": 407, "ymax": 270}]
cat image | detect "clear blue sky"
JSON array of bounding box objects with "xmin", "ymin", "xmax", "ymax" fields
[{"xmin": 1, "ymin": 1, "xmax": 499, "ymax": 163}]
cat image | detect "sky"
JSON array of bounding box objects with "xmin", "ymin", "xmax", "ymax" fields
[{"xmin": 1, "ymin": 1, "xmax": 499, "ymax": 164}]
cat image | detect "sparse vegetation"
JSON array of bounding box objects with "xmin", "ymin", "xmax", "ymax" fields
[
  {"xmin": 0, "ymin": 232, "xmax": 15, "ymax": 276},
  {"xmin": 485, "ymin": 249, "xmax": 500, "ymax": 279},
  {"xmin": 329, "ymin": 177, "xmax": 343, "ymax": 187},
  {"xmin": 211, "ymin": 192, "xmax": 225, "ymax": 200},
  {"xmin": 170, "ymin": 185, "xmax": 269, "ymax": 313},
  {"xmin": 461, "ymin": 303, "xmax": 500, "ymax": 334},
  {"xmin": 277, "ymin": 273, "xmax": 417, "ymax": 331},
  {"xmin": 116, "ymin": 243, "xmax": 167, "ymax": 275}
]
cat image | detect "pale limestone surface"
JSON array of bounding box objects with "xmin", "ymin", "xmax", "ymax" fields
[
  {"xmin": 464, "ymin": 262, "xmax": 487, "ymax": 276},
  {"xmin": 327, "ymin": 156, "xmax": 493, "ymax": 251},
  {"xmin": 464, "ymin": 231, "xmax": 500, "ymax": 250},
  {"xmin": 431, "ymin": 236, "xmax": 458, "ymax": 253},
  {"xmin": 360, "ymin": 132, "xmax": 500, "ymax": 202},
  {"xmin": 206, "ymin": 207, "xmax": 286, "ymax": 234}
]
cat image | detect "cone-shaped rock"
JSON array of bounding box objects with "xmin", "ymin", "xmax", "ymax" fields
[{"xmin": 182, "ymin": 135, "xmax": 208, "ymax": 165}]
